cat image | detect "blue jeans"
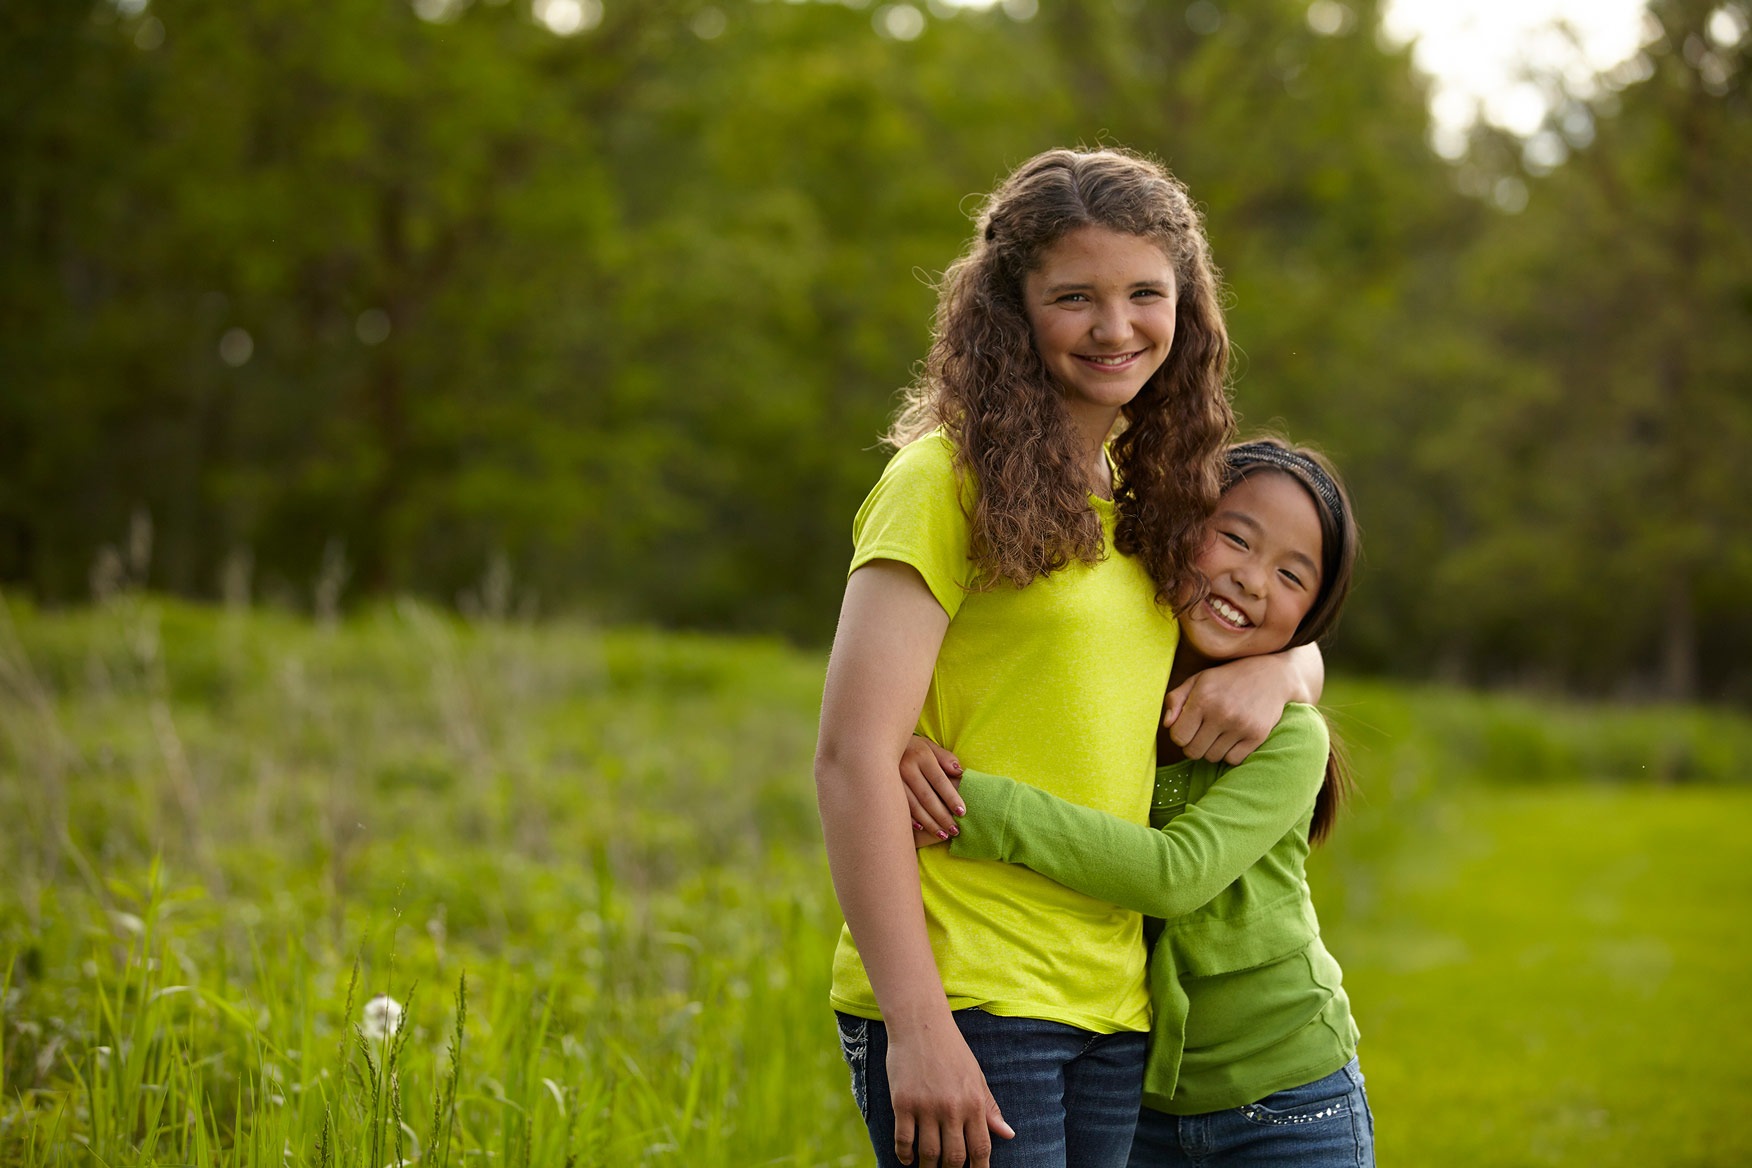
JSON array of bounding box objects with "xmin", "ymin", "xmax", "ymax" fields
[
  {"xmin": 835, "ymin": 1009, "xmax": 1147, "ymax": 1167},
  {"xmin": 1125, "ymin": 1058, "xmax": 1374, "ymax": 1167}
]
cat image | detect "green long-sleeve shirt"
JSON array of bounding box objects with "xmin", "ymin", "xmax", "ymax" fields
[{"xmin": 946, "ymin": 703, "xmax": 1359, "ymax": 1113}]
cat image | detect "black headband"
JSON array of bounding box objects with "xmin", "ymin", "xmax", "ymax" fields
[{"xmin": 1225, "ymin": 443, "xmax": 1346, "ymax": 528}]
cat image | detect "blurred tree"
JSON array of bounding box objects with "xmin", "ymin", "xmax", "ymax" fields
[
  {"xmin": 1430, "ymin": 0, "xmax": 1752, "ymax": 696},
  {"xmin": 2, "ymin": 0, "xmax": 1748, "ymax": 696},
  {"xmin": 2, "ymin": 0, "xmax": 632, "ymax": 600}
]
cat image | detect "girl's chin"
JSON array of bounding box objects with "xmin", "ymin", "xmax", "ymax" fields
[
  {"xmin": 1181, "ymin": 631, "xmax": 1247, "ymax": 663},
  {"xmin": 1183, "ymin": 623, "xmax": 1281, "ymax": 663},
  {"xmin": 1187, "ymin": 610, "xmax": 1251, "ymax": 638},
  {"xmin": 1065, "ymin": 382, "xmax": 1147, "ymax": 411}
]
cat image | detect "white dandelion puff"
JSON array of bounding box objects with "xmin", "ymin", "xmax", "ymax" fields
[
  {"xmin": 361, "ymin": 993, "xmax": 404, "ymax": 1043},
  {"xmin": 109, "ymin": 910, "xmax": 146, "ymax": 937}
]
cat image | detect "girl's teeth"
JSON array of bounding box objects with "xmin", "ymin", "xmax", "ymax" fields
[
  {"xmin": 1211, "ymin": 598, "xmax": 1250, "ymax": 627},
  {"xmin": 1083, "ymin": 353, "xmax": 1135, "ymax": 365}
]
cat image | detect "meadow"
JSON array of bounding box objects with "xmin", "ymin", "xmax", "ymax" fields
[{"xmin": 2, "ymin": 593, "xmax": 1749, "ymax": 1166}]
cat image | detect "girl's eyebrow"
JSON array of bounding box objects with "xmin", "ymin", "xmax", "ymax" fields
[
  {"xmin": 1042, "ymin": 279, "xmax": 1172, "ymax": 295},
  {"xmin": 1212, "ymin": 508, "xmax": 1260, "ymax": 532},
  {"xmin": 1285, "ymin": 550, "xmax": 1321, "ymax": 579}
]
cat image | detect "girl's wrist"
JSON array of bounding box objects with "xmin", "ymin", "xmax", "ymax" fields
[
  {"xmin": 1281, "ymin": 642, "xmax": 1324, "ymax": 705},
  {"xmin": 879, "ymin": 994, "xmax": 957, "ymax": 1036}
]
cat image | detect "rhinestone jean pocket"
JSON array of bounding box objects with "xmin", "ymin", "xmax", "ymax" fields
[
  {"xmin": 834, "ymin": 1013, "xmax": 869, "ymax": 1120},
  {"xmin": 1238, "ymin": 1090, "xmax": 1352, "ymax": 1127}
]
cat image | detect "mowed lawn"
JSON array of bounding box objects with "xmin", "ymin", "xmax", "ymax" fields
[
  {"xmin": 1, "ymin": 596, "xmax": 1748, "ymax": 1165},
  {"xmin": 1313, "ymin": 784, "xmax": 1752, "ymax": 1167}
]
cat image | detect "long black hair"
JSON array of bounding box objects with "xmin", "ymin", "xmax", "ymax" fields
[{"xmin": 1223, "ymin": 438, "xmax": 1359, "ymax": 845}]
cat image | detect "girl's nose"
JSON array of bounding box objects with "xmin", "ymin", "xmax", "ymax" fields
[
  {"xmin": 1089, "ymin": 303, "xmax": 1133, "ymax": 345},
  {"xmin": 1233, "ymin": 562, "xmax": 1266, "ymax": 597}
]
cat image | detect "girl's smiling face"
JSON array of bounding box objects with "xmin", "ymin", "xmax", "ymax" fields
[
  {"xmin": 1022, "ymin": 226, "xmax": 1178, "ymax": 420},
  {"xmin": 1181, "ymin": 470, "xmax": 1325, "ymax": 665}
]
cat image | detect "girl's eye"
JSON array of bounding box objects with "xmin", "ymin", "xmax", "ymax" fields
[
  {"xmin": 1222, "ymin": 531, "xmax": 1247, "ymax": 549},
  {"xmin": 1132, "ymin": 289, "xmax": 1163, "ymax": 299},
  {"xmin": 1058, "ymin": 293, "xmax": 1088, "ymax": 303},
  {"xmin": 1279, "ymin": 569, "xmax": 1305, "ymax": 589}
]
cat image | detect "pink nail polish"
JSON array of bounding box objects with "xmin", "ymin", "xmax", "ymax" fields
[
  {"xmin": 937, "ymin": 830, "xmax": 949, "ymax": 840},
  {"xmin": 956, "ymin": 805, "xmax": 966, "ymax": 816},
  {"xmin": 949, "ymin": 826, "xmax": 959, "ymax": 836},
  {"xmin": 913, "ymin": 822, "xmax": 925, "ymax": 832}
]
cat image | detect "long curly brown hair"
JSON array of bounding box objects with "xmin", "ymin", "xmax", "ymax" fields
[{"xmin": 888, "ymin": 147, "xmax": 1234, "ymax": 606}]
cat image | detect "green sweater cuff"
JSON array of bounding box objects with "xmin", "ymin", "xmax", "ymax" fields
[{"xmin": 946, "ymin": 770, "xmax": 1018, "ymax": 861}]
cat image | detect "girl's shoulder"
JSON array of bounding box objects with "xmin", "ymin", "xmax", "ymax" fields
[
  {"xmin": 1192, "ymin": 704, "xmax": 1329, "ymax": 782},
  {"xmin": 868, "ymin": 429, "xmax": 974, "ymax": 509},
  {"xmin": 884, "ymin": 428, "xmax": 958, "ymax": 479},
  {"xmin": 1251, "ymin": 703, "xmax": 1329, "ymax": 769},
  {"xmin": 1273, "ymin": 702, "xmax": 1330, "ymax": 747},
  {"xmin": 1164, "ymin": 704, "xmax": 1329, "ymax": 807},
  {"xmin": 1238, "ymin": 703, "xmax": 1331, "ymax": 796},
  {"xmin": 852, "ymin": 429, "xmax": 980, "ymax": 613}
]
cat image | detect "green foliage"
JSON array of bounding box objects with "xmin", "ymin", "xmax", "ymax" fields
[
  {"xmin": 1423, "ymin": 0, "xmax": 1752, "ymax": 698},
  {"xmin": 4, "ymin": 1, "xmax": 1749, "ymax": 694},
  {"xmin": 3, "ymin": 597, "xmax": 1751, "ymax": 1163},
  {"xmin": 1324, "ymin": 676, "xmax": 1752, "ymax": 788}
]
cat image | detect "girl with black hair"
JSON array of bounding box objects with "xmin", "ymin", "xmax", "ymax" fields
[{"xmin": 901, "ymin": 440, "xmax": 1374, "ymax": 1167}]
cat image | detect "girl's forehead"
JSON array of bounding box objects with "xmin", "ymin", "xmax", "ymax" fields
[
  {"xmin": 1223, "ymin": 467, "xmax": 1313, "ymax": 508},
  {"xmin": 1032, "ymin": 226, "xmax": 1174, "ymax": 277},
  {"xmin": 1216, "ymin": 472, "xmax": 1324, "ymax": 555}
]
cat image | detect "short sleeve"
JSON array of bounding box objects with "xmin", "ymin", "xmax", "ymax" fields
[{"xmin": 850, "ymin": 433, "xmax": 976, "ymax": 620}]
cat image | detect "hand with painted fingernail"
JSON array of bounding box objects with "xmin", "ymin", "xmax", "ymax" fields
[{"xmin": 899, "ymin": 734, "xmax": 965, "ymax": 841}]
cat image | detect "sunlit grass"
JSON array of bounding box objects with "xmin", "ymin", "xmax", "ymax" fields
[
  {"xmin": 1, "ymin": 592, "xmax": 1748, "ymax": 1165},
  {"xmin": 1315, "ymin": 785, "xmax": 1752, "ymax": 1167},
  {"xmin": 2, "ymin": 593, "xmax": 859, "ymax": 1166}
]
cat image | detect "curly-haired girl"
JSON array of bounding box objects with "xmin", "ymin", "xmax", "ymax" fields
[{"xmin": 815, "ymin": 149, "xmax": 1322, "ymax": 1168}]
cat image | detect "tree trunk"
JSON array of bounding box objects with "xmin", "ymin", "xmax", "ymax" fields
[{"xmin": 1660, "ymin": 571, "xmax": 1698, "ymax": 700}]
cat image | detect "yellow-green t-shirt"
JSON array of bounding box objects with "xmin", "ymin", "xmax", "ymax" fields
[{"xmin": 828, "ymin": 432, "xmax": 1180, "ymax": 1034}]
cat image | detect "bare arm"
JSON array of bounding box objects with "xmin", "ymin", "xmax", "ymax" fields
[
  {"xmin": 1164, "ymin": 641, "xmax": 1325, "ymax": 765},
  {"xmin": 815, "ymin": 560, "xmax": 1011, "ymax": 1166}
]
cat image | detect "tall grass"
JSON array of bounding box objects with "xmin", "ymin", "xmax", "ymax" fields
[
  {"xmin": 2, "ymin": 589, "xmax": 1749, "ymax": 1164},
  {"xmin": 1, "ymin": 591, "xmax": 859, "ymax": 1165}
]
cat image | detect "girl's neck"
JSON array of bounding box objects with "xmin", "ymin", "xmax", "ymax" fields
[
  {"xmin": 1168, "ymin": 643, "xmax": 1218, "ymax": 693},
  {"xmin": 1065, "ymin": 401, "xmax": 1123, "ymax": 499}
]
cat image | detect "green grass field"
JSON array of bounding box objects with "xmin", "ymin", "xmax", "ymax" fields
[{"xmin": 2, "ymin": 595, "xmax": 1749, "ymax": 1165}]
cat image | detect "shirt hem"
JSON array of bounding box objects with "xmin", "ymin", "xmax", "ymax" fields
[
  {"xmin": 1146, "ymin": 1046, "xmax": 1356, "ymax": 1116},
  {"xmin": 828, "ymin": 993, "xmax": 1150, "ymax": 1036}
]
